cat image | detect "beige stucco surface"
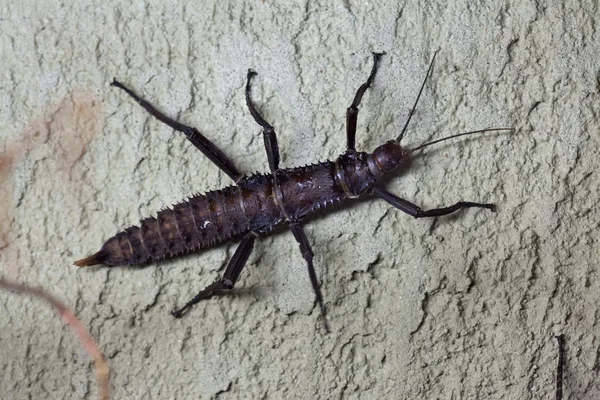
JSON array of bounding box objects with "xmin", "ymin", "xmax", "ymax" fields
[{"xmin": 1, "ymin": 1, "xmax": 599, "ymax": 399}]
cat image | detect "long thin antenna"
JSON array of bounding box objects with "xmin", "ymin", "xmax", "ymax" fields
[
  {"xmin": 396, "ymin": 49, "xmax": 439, "ymax": 143},
  {"xmin": 408, "ymin": 128, "xmax": 514, "ymax": 154}
]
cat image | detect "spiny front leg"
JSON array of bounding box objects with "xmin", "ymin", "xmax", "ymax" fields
[
  {"xmin": 111, "ymin": 79, "xmax": 242, "ymax": 182},
  {"xmin": 171, "ymin": 232, "xmax": 257, "ymax": 318},
  {"xmin": 245, "ymin": 70, "xmax": 280, "ymax": 173},
  {"xmin": 290, "ymin": 224, "xmax": 330, "ymax": 333},
  {"xmin": 373, "ymin": 186, "xmax": 495, "ymax": 218},
  {"xmin": 346, "ymin": 52, "xmax": 385, "ymax": 151}
]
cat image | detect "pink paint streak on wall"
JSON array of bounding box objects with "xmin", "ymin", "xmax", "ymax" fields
[{"xmin": 0, "ymin": 91, "xmax": 103, "ymax": 277}]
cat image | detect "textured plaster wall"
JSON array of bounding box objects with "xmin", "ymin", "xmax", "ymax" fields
[{"xmin": 0, "ymin": 1, "xmax": 599, "ymax": 399}]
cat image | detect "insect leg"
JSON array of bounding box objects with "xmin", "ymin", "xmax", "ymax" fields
[
  {"xmin": 111, "ymin": 79, "xmax": 242, "ymax": 182},
  {"xmin": 556, "ymin": 334, "xmax": 565, "ymax": 400},
  {"xmin": 245, "ymin": 70, "xmax": 280, "ymax": 172},
  {"xmin": 289, "ymin": 223, "xmax": 330, "ymax": 333},
  {"xmin": 171, "ymin": 232, "xmax": 257, "ymax": 318},
  {"xmin": 373, "ymin": 187, "xmax": 495, "ymax": 218},
  {"xmin": 346, "ymin": 52, "xmax": 385, "ymax": 151}
]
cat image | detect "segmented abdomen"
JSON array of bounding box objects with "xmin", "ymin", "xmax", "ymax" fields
[
  {"xmin": 76, "ymin": 161, "xmax": 350, "ymax": 267},
  {"xmin": 97, "ymin": 186, "xmax": 252, "ymax": 266}
]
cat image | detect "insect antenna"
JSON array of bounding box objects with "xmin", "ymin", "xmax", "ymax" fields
[
  {"xmin": 395, "ymin": 52, "xmax": 512, "ymax": 152},
  {"xmin": 396, "ymin": 49, "xmax": 439, "ymax": 144},
  {"xmin": 407, "ymin": 127, "xmax": 514, "ymax": 154}
]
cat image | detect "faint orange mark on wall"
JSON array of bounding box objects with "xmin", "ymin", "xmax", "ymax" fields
[
  {"xmin": 43, "ymin": 92, "xmax": 103, "ymax": 181},
  {"xmin": 0, "ymin": 91, "xmax": 103, "ymax": 277}
]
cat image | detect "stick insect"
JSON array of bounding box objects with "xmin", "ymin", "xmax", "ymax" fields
[{"xmin": 75, "ymin": 51, "xmax": 511, "ymax": 330}]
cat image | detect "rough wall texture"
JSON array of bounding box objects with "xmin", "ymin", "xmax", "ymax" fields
[{"xmin": 1, "ymin": 1, "xmax": 598, "ymax": 399}]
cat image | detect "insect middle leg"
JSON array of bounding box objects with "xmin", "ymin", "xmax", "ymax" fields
[
  {"xmin": 171, "ymin": 232, "xmax": 257, "ymax": 318},
  {"xmin": 290, "ymin": 224, "xmax": 330, "ymax": 333},
  {"xmin": 373, "ymin": 187, "xmax": 495, "ymax": 218},
  {"xmin": 346, "ymin": 52, "xmax": 385, "ymax": 151},
  {"xmin": 111, "ymin": 79, "xmax": 242, "ymax": 182},
  {"xmin": 245, "ymin": 72, "xmax": 330, "ymax": 331},
  {"xmin": 245, "ymin": 70, "xmax": 280, "ymax": 172}
]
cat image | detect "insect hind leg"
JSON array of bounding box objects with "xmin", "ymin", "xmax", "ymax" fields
[
  {"xmin": 171, "ymin": 232, "xmax": 257, "ymax": 318},
  {"xmin": 111, "ymin": 79, "xmax": 242, "ymax": 182}
]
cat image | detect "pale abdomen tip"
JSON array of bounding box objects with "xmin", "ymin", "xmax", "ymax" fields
[{"xmin": 73, "ymin": 251, "xmax": 106, "ymax": 267}]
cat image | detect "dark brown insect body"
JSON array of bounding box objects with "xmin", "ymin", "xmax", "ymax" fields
[
  {"xmin": 76, "ymin": 52, "xmax": 510, "ymax": 329},
  {"xmin": 76, "ymin": 146, "xmax": 400, "ymax": 267}
]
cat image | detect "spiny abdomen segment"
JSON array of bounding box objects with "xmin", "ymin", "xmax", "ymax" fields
[{"xmin": 75, "ymin": 186, "xmax": 250, "ymax": 267}]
